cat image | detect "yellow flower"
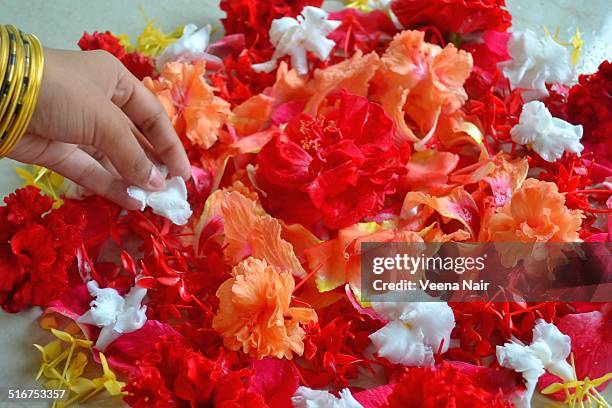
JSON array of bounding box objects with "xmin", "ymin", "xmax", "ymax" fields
[
  {"xmin": 541, "ymin": 355, "xmax": 612, "ymax": 408},
  {"xmin": 345, "ymin": 0, "xmax": 373, "ymax": 12},
  {"xmin": 16, "ymin": 165, "xmax": 64, "ymax": 207},
  {"xmin": 135, "ymin": 20, "xmax": 183, "ymax": 57},
  {"xmin": 34, "ymin": 328, "xmax": 125, "ymax": 407}
]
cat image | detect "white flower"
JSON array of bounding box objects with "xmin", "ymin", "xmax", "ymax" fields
[
  {"xmin": 292, "ymin": 387, "xmax": 363, "ymax": 408},
  {"xmin": 497, "ymin": 319, "xmax": 574, "ymax": 408},
  {"xmin": 511, "ymin": 101, "xmax": 583, "ymax": 163},
  {"xmin": 367, "ymin": 0, "xmax": 391, "ymax": 11},
  {"xmin": 368, "ymin": 301, "xmax": 455, "ymax": 366},
  {"xmin": 501, "ymin": 29, "xmax": 574, "ymax": 101},
  {"xmin": 127, "ymin": 166, "xmax": 193, "ymax": 225},
  {"xmin": 78, "ymin": 280, "xmax": 148, "ymax": 351},
  {"xmin": 156, "ymin": 24, "xmax": 221, "ymax": 70},
  {"xmin": 252, "ymin": 6, "xmax": 341, "ymax": 75}
]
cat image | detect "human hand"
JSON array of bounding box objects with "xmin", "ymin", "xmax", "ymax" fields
[{"xmin": 7, "ymin": 48, "xmax": 191, "ymax": 209}]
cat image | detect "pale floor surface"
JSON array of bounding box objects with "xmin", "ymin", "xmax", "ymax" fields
[{"xmin": 0, "ymin": 1, "xmax": 610, "ymax": 406}]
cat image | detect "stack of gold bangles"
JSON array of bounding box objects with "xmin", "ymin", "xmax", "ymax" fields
[{"xmin": 0, "ymin": 24, "xmax": 44, "ymax": 157}]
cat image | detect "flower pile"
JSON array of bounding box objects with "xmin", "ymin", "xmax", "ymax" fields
[{"xmin": 2, "ymin": 0, "xmax": 611, "ymax": 407}]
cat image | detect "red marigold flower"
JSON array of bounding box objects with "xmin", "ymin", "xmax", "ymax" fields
[
  {"xmin": 567, "ymin": 60, "xmax": 612, "ymax": 144},
  {"xmin": 121, "ymin": 52, "xmax": 155, "ymax": 80},
  {"xmin": 0, "ymin": 188, "xmax": 86, "ymax": 313},
  {"xmin": 1, "ymin": 186, "xmax": 52, "ymax": 230},
  {"xmin": 391, "ymin": 0, "xmax": 512, "ymax": 36},
  {"xmin": 78, "ymin": 31, "xmax": 126, "ymax": 59},
  {"xmin": 387, "ymin": 363, "xmax": 515, "ymax": 407},
  {"xmin": 124, "ymin": 338, "xmax": 266, "ymax": 407},
  {"xmin": 257, "ymin": 92, "xmax": 408, "ymax": 231},
  {"xmin": 567, "ymin": 60, "xmax": 612, "ymax": 167},
  {"xmin": 78, "ymin": 31, "xmax": 155, "ymax": 81}
]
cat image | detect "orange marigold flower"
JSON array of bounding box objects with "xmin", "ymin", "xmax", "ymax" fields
[
  {"xmin": 488, "ymin": 178, "xmax": 584, "ymax": 243},
  {"xmin": 212, "ymin": 257, "xmax": 317, "ymax": 359},
  {"xmin": 144, "ymin": 61, "xmax": 231, "ymax": 149}
]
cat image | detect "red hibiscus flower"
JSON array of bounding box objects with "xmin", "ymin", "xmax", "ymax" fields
[
  {"xmin": 391, "ymin": 0, "xmax": 512, "ymax": 36},
  {"xmin": 78, "ymin": 31, "xmax": 155, "ymax": 80},
  {"xmin": 387, "ymin": 363, "xmax": 515, "ymax": 408},
  {"xmin": 256, "ymin": 92, "xmax": 408, "ymax": 231}
]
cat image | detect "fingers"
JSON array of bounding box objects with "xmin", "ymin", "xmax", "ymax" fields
[
  {"xmin": 89, "ymin": 100, "xmax": 165, "ymax": 190},
  {"xmin": 14, "ymin": 135, "xmax": 141, "ymax": 209},
  {"xmin": 112, "ymin": 67, "xmax": 192, "ymax": 180}
]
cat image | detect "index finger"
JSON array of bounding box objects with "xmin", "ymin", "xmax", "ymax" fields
[{"xmin": 112, "ymin": 67, "xmax": 191, "ymax": 180}]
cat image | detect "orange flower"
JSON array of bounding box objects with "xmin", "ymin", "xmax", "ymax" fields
[
  {"xmin": 487, "ymin": 178, "xmax": 584, "ymax": 243},
  {"xmin": 144, "ymin": 61, "xmax": 231, "ymax": 149},
  {"xmin": 212, "ymin": 257, "xmax": 317, "ymax": 359},
  {"xmin": 195, "ymin": 189, "xmax": 306, "ymax": 277},
  {"xmin": 372, "ymin": 30, "xmax": 473, "ymax": 144},
  {"xmin": 272, "ymin": 51, "xmax": 380, "ymax": 114},
  {"xmin": 231, "ymin": 94, "xmax": 273, "ymax": 136},
  {"xmin": 305, "ymin": 221, "xmax": 425, "ymax": 293}
]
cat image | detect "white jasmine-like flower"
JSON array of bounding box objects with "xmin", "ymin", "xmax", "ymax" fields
[
  {"xmin": 78, "ymin": 280, "xmax": 148, "ymax": 351},
  {"xmin": 368, "ymin": 301, "xmax": 455, "ymax": 366},
  {"xmin": 501, "ymin": 29, "xmax": 574, "ymax": 101},
  {"xmin": 156, "ymin": 24, "xmax": 220, "ymax": 71},
  {"xmin": 511, "ymin": 101, "xmax": 583, "ymax": 163},
  {"xmin": 497, "ymin": 319, "xmax": 574, "ymax": 408},
  {"xmin": 127, "ymin": 166, "xmax": 193, "ymax": 225},
  {"xmin": 252, "ymin": 6, "xmax": 341, "ymax": 75},
  {"xmin": 292, "ymin": 386, "xmax": 363, "ymax": 408}
]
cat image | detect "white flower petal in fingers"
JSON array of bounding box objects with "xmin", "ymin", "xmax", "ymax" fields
[
  {"xmin": 511, "ymin": 101, "xmax": 584, "ymax": 163},
  {"xmin": 497, "ymin": 319, "xmax": 574, "ymax": 408},
  {"xmin": 501, "ymin": 29, "xmax": 574, "ymax": 101},
  {"xmin": 127, "ymin": 167, "xmax": 193, "ymax": 225},
  {"xmin": 78, "ymin": 280, "xmax": 148, "ymax": 351},
  {"xmin": 156, "ymin": 24, "xmax": 220, "ymax": 70},
  {"xmin": 292, "ymin": 386, "xmax": 363, "ymax": 408},
  {"xmin": 252, "ymin": 6, "xmax": 341, "ymax": 75},
  {"xmin": 368, "ymin": 301, "xmax": 455, "ymax": 366}
]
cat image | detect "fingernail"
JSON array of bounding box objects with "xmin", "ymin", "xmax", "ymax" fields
[{"xmin": 148, "ymin": 167, "xmax": 164, "ymax": 189}]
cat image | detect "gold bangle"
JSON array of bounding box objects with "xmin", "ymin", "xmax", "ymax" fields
[
  {"xmin": 0, "ymin": 25, "xmax": 20, "ymax": 124},
  {"xmin": 0, "ymin": 34, "xmax": 43, "ymax": 156},
  {"xmin": 0, "ymin": 32, "xmax": 44, "ymax": 156},
  {"xmin": 0, "ymin": 26, "xmax": 10, "ymax": 97},
  {"xmin": 0, "ymin": 25, "xmax": 26, "ymax": 141}
]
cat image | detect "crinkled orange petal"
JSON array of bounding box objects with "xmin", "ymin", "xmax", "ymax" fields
[
  {"xmin": 198, "ymin": 190, "xmax": 306, "ymax": 277},
  {"xmin": 213, "ymin": 258, "xmax": 316, "ymax": 359},
  {"xmin": 231, "ymin": 94, "xmax": 274, "ymax": 136},
  {"xmin": 402, "ymin": 150, "xmax": 460, "ymax": 194},
  {"xmin": 488, "ymin": 179, "xmax": 584, "ymax": 243},
  {"xmin": 304, "ymin": 51, "xmax": 380, "ymax": 114},
  {"xmin": 305, "ymin": 222, "xmax": 384, "ymax": 292},
  {"xmin": 273, "ymin": 62, "xmax": 310, "ymax": 106},
  {"xmin": 145, "ymin": 61, "xmax": 231, "ymax": 149},
  {"xmin": 401, "ymin": 187, "xmax": 480, "ymax": 238},
  {"xmin": 372, "ymin": 30, "xmax": 472, "ymax": 142}
]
